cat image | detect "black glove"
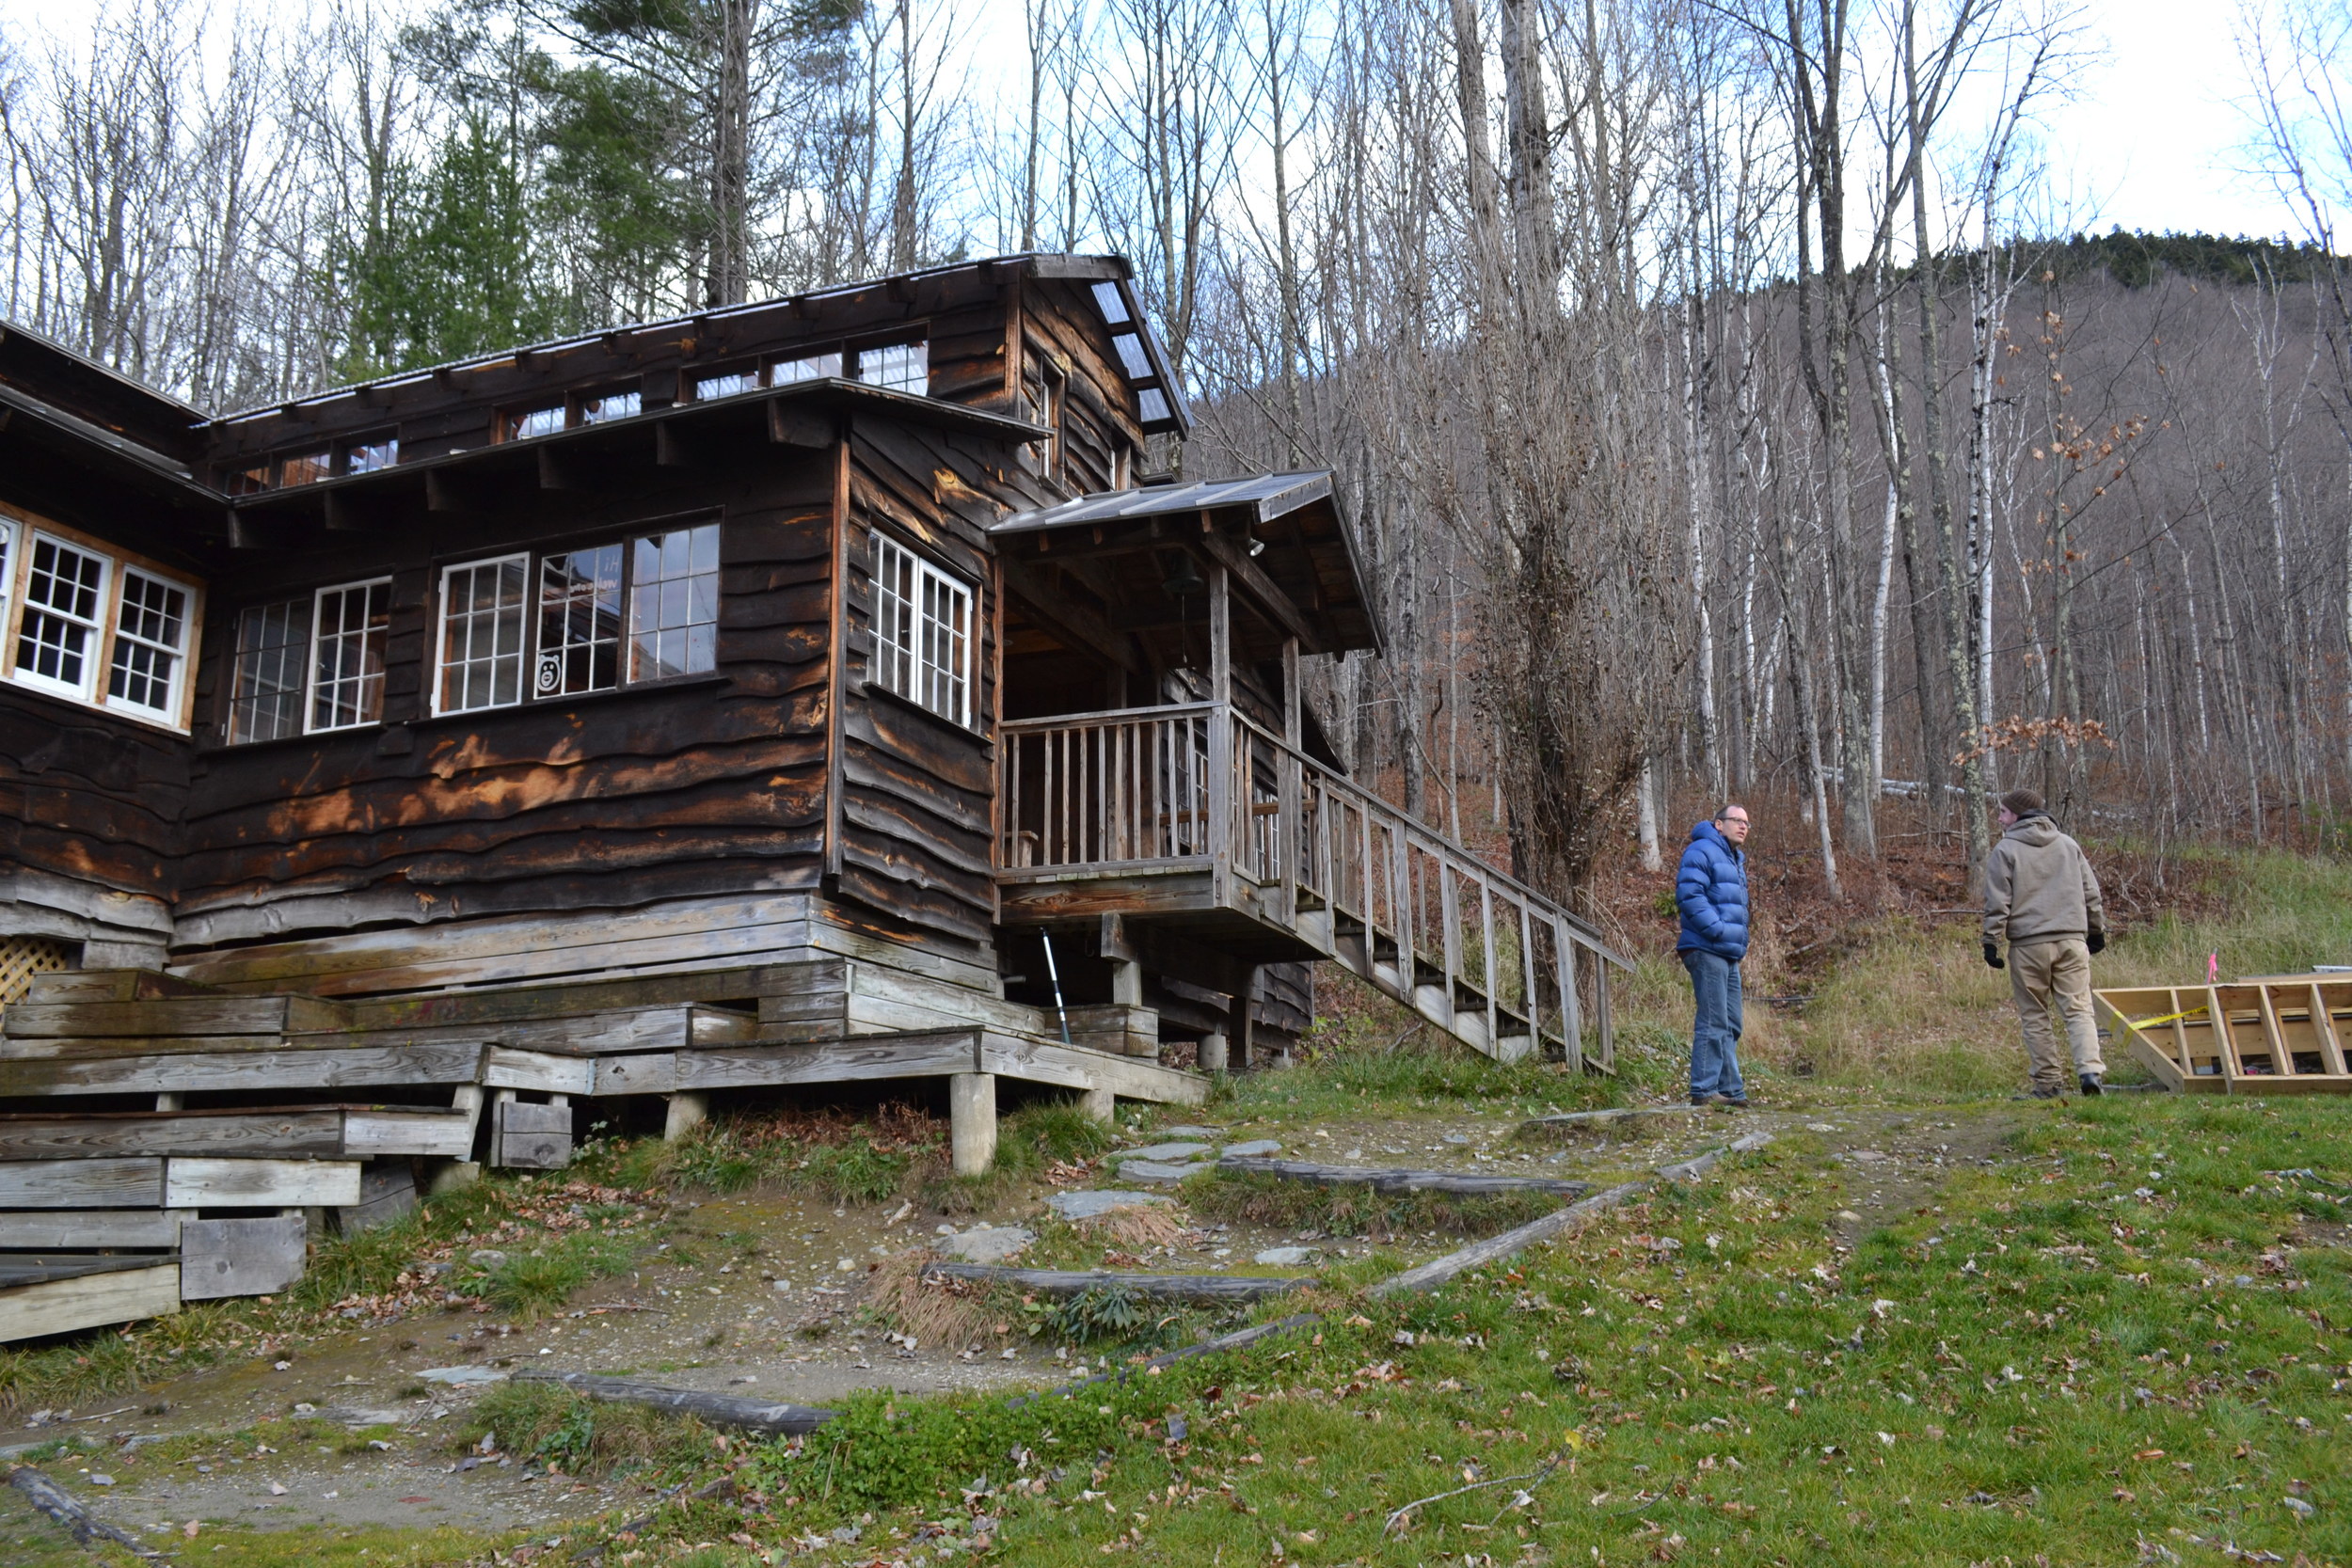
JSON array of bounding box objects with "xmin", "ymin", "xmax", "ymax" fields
[
  {"xmin": 2086, "ymin": 930, "xmax": 2106, "ymax": 955},
  {"xmin": 1983, "ymin": 942, "xmax": 2005, "ymax": 971}
]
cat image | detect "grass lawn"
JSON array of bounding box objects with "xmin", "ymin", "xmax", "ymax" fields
[{"xmin": 9, "ymin": 847, "xmax": 2352, "ymax": 1565}]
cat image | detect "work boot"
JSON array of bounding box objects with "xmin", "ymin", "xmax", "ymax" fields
[
  {"xmin": 2011, "ymin": 1085, "xmax": 2064, "ymax": 1101},
  {"xmin": 2078, "ymin": 1072, "xmax": 2104, "ymax": 1097}
]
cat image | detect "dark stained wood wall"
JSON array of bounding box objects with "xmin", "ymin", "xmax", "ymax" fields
[
  {"xmin": 1018, "ymin": 279, "xmax": 1147, "ymax": 494},
  {"xmin": 169, "ymin": 453, "xmax": 839, "ymax": 953}
]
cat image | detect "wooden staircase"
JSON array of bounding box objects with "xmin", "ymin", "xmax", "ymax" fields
[{"xmin": 999, "ymin": 704, "xmax": 1629, "ymax": 1069}]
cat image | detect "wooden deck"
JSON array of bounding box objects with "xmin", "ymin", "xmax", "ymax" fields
[{"xmin": 999, "ymin": 702, "xmax": 1629, "ymax": 1069}]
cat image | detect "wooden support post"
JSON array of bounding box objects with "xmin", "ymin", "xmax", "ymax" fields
[
  {"xmin": 1225, "ymin": 967, "xmax": 1258, "ymax": 1074},
  {"xmin": 1207, "ymin": 561, "xmax": 1233, "ymax": 873},
  {"xmin": 949, "ymin": 1073, "xmax": 997, "ymax": 1177},
  {"xmin": 1198, "ymin": 1031, "xmax": 1230, "ymax": 1073},
  {"xmin": 154, "ymin": 1093, "xmax": 182, "ymax": 1113},
  {"xmin": 663, "ymin": 1092, "xmax": 708, "ymax": 1140},
  {"xmin": 1080, "ymin": 1087, "xmax": 1115, "ymax": 1124},
  {"xmin": 1110, "ymin": 959, "xmax": 1143, "ymax": 1006}
]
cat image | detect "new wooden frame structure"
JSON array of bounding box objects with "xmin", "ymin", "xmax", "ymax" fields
[
  {"xmin": 2095, "ymin": 974, "xmax": 2352, "ymax": 1093},
  {"xmin": 0, "ymin": 254, "xmax": 1628, "ymax": 1338}
]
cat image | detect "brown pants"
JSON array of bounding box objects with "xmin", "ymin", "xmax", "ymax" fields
[{"xmin": 2009, "ymin": 937, "xmax": 2103, "ymax": 1090}]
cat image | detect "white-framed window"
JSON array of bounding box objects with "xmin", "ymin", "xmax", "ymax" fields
[
  {"xmin": 436, "ymin": 554, "xmax": 530, "ymax": 714},
  {"xmin": 423, "ymin": 521, "xmax": 721, "ymax": 720},
  {"xmin": 537, "ymin": 545, "xmax": 624, "ymax": 697},
  {"xmin": 106, "ymin": 567, "xmax": 193, "ymax": 720},
  {"xmin": 0, "ymin": 515, "xmax": 203, "ymax": 731},
  {"xmin": 310, "ymin": 579, "xmax": 392, "ymax": 731},
  {"xmin": 13, "ymin": 533, "xmax": 111, "ymax": 701},
  {"xmin": 871, "ymin": 533, "xmax": 973, "ymax": 727},
  {"xmin": 628, "ymin": 524, "xmax": 720, "ymax": 682},
  {"xmin": 226, "ymin": 578, "xmax": 392, "ymax": 741},
  {"xmin": 855, "ymin": 341, "xmax": 928, "ymax": 394}
]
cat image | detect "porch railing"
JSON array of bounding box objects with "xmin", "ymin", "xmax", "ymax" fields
[{"xmin": 999, "ymin": 703, "xmax": 1624, "ymax": 1069}]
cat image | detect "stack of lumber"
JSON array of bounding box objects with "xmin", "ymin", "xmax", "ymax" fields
[
  {"xmin": 0, "ymin": 1101, "xmax": 475, "ymax": 1342},
  {"xmin": 2096, "ymin": 974, "xmax": 2352, "ymax": 1093}
]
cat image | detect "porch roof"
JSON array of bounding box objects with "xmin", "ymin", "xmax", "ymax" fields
[{"xmin": 988, "ymin": 470, "xmax": 1384, "ymax": 658}]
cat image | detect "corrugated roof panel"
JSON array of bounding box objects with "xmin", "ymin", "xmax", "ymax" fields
[{"xmin": 989, "ymin": 471, "xmax": 1334, "ymax": 534}]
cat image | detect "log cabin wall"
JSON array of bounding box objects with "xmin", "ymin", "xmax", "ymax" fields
[
  {"xmin": 1016, "ymin": 278, "xmax": 1150, "ymax": 493},
  {"xmin": 0, "ymin": 371, "xmax": 212, "ymax": 967},
  {"xmin": 167, "ymin": 451, "xmax": 841, "ymax": 986}
]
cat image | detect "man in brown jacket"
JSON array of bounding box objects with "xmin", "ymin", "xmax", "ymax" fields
[{"xmin": 1982, "ymin": 788, "xmax": 2109, "ymax": 1097}]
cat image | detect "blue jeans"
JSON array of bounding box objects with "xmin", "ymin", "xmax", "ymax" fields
[{"xmin": 1682, "ymin": 949, "xmax": 1745, "ymax": 1101}]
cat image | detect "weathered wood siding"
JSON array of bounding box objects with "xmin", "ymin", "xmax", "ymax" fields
[
  {"xmin": 835, "ymin": 412, "xmax": 1039, "ymax": 946},
  {"xmin": 171, "ymin": 456, "xmax": 838, "ymax": 957},
  {"xmin": 1018, "ymin": 279, "xmax": 1147, "ymax": 494}
]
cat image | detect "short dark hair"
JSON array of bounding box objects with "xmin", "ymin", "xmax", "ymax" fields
[
  {"xmin": 2000, "ymin": 788, "xmax": 2044, "ymax": 816},
  {"xmin": 1714, "ymin": 803, "xmax": 1748, "ymax": 823}
]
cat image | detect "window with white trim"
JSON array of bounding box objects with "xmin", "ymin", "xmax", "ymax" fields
[
  {"xmin": 106, "ymin": 568, "xmax": 192, "ymax": 719},
  {"xmin": 226, "ymin": 578, "xmax": 393, "ymax": 741},
  {"xmin": 310, "ymin": 579, "xmax": 391, "ymax": 731},
  {"xmin": 2, "ymin": 523, "xmax": 201, "ymax": 729},
  {"xmin": 14, "ymin": 534, "xmax": 111, "ymax": 700},
  {"xmin": 871, "ymin": 534, "xmax": 973, "ymax": 727},
  {"xmin": 436, "ymin": 555, "xmax": 530, "ymax": 713},
  {"xmin": 422, "ymin": 521, "xmax": 720, "ymax": 720},
  {"xmin": 628, "ymin": 525, "xmax": 719, "ymax": 682}
]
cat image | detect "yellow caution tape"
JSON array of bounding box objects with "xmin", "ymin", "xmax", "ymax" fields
[{"xmin": 2113, "ymin": 1005, "xmax": 2209, "ymax": 1037}]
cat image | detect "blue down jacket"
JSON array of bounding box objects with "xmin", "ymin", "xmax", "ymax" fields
[{"xmin": 1675, "ymin": 820, "xmax": 1750, "ymax": 961}]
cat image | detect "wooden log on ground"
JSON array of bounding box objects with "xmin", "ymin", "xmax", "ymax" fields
[
  {"xmin": 1214, "ymin": 1155, "xmax": 1590, "ymax": 1196},
  {"xmin": 6, "ymin": 1465, "xmax": 159, "ymax": 1557},
  {"xmin": 511, "ymin": 1369, "xmax": 835, "ymax": 1435},
  {"xmin": 1515, "ymin": 1105, "xmax": 1704, "ymax": 1134},
  {"xmin": 1369, "ymin": 1180, "xmax": 1648, "ymax": 1299},
  {"xmin": 921, "ymin": 1263, "xmax": 1309, "ymax": 1301}
]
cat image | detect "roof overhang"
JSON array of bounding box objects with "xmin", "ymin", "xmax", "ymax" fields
[
  {"xmin": 990, "ymin": 470, "xmax": 1384, "ymax": 658},
  {"xmin": 224, "ymin": 379, "xmax": 1051, "ymax": 537}
]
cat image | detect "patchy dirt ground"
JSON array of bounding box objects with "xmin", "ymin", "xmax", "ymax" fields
[{"xmin": 0, "ymin": 1092, "xmax": 2034, "ymax": 1554}]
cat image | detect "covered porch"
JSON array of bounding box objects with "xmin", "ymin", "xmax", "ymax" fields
[{"xmin": 989, "ymin": 473, "xmax": 1627, "ymax": 1070}]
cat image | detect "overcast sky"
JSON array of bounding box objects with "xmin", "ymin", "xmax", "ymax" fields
[{"xmin": 0, "ymin": 0, "xmax": 2312, "ymax": 246}]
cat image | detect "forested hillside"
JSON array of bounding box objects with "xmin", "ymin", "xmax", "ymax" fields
[{"xmin": 8, "ymin": 0, "xmax": 2352, "ymax": 906}]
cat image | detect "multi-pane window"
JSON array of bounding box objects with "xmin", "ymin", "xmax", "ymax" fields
[
  {"xmin": 14, "ymin": 535, "xmax": 109, "ymax": 698},
  {"xmin": 345, "ymin": 436, "xmax": 399, "ymax": 474},
  {"xmin": 536, "ymin": 546, "xmax": 623, "ymax": 697},
  {"xmin": 228, "ymin": 599, "xmax": 309, "ymax": 743},
  {"xmin": 427, "ymin": 522, "xmax": 720, "ymax": 719},
  {"xmin": 506, "ymin": 405, "xmax": 564, "ymax": 441},
  {"xmin": 226, "ymin": 579, "xmax": 391, "ymax": 740},
  {"xmin": 629, "ymin": 526, "xmax": 720, "ymax": 682},
  {"xmin": 436, "ymin": 555, "xmax": 530, "ymax": 713},
  {"xmin": 872, "ymin": 534, "xmax": 973, "ymax": 727},
  {"xmin": 695, "ymin": 368, "xmax": 759, "ymax": 401},
  {"xmin": 5, "ymin": 524, "xmax": 201, "ymax": 727},
  {"xmin": 772, "ymin": 350, "xmax": 843, "ymax": 385},
  {"xmin": 107, "ymin": 569, "xmax": 191, "ymax": 718},
  {"xmin": 310, "ymin": 580, "xmax": 391, "ymax": 731},
  {"xmin": 855, "ymin": 341, "xmax": 928, "ymax": 394},
  {"xmin": 580, "ymin": 389, "xmax": 641, "ymax": 424},
  {"xmin": 280, "ymin": 451, "xmax": 332, "ymax": 486}
]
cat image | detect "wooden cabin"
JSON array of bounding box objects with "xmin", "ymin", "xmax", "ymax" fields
[{"xmin": 0, "ymin": 254, "xmax": 1626, "ymax": 1253}]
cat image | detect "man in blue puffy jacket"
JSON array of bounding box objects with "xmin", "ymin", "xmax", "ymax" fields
[{"xmin": 1676, "ymin": 804, "xmax": 1752, "ymax": 1107}]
